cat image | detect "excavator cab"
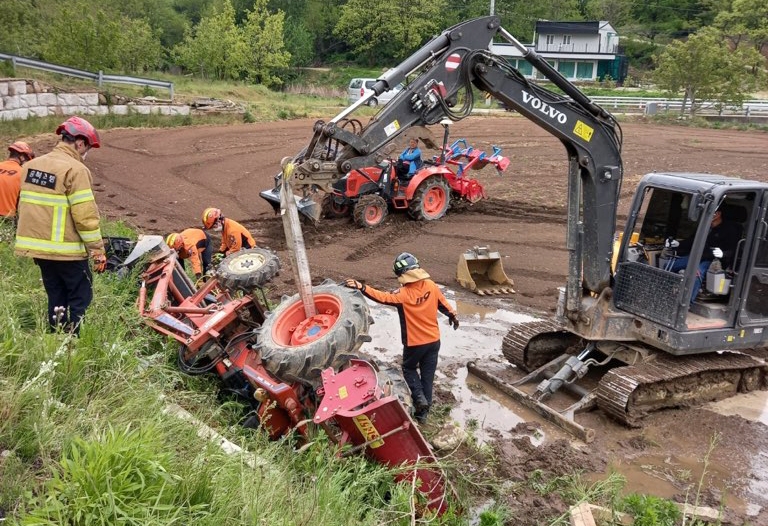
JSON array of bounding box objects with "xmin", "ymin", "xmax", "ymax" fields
[{"xmin": 612, "ymin": 173, "xmax": 768, "ymax": 354}]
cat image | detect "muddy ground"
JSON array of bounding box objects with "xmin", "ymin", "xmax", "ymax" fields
[{"xmin": 27, "ymin": 115, "xmax": 768, "ymax": 524}]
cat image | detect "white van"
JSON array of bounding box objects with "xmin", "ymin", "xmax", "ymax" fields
[{"xmin": 347, "ymin": 78, "xmax": 403, "ymax": 107}]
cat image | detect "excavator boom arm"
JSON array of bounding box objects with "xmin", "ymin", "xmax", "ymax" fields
[{"xmin": 292, "ymin": 16, "xmax": 623, "ymax": 295}]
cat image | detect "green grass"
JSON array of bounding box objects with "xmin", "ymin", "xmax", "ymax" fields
[{"xmin": 0, "ymin": 227, "xmax": 475, "ymax": 525}]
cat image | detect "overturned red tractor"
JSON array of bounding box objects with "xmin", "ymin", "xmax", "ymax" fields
[
  {"xmin": 322, "ymin": 136, "xmax": 510, "ymax": 228},
  {"xmin": 122, "ymin": 237, "xmax": 452, "ymax": 514}
]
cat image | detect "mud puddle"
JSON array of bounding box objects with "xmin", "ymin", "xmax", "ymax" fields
[{"xmin": 357, "ymin": 288, "xmax": 768, "ymax": 520}]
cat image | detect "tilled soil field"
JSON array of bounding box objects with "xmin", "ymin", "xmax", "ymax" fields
[{"xmin": 25, "ymin": 115, "xmax": 768, "ymax": 524}]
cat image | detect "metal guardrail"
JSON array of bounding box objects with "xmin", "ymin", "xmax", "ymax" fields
[
  {"xmin": 589, "ymin": 96, "xmax": 768, "ymax": 117},
  {"xmin": 0, "ymin": 53, "xmax": 174, "ymax": 101}
]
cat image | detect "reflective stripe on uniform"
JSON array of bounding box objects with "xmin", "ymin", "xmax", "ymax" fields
[
  {"xmin": 15, "ymin": 236, "xmax": 85, "ymax": 254},
  {"xmin": 68, "ymin": 189, "xmax": 95, "ymax": 205},
  {"xmin": 52, "ymin": 204, "xmax": 66, "ymax": 242},
  {"xmin": 19, "ymin": 191, "xmax": 69, "ymax": 206},
  {"xmin": 78, "ymin": 228, "xmax": 102, "ymax": 243}
]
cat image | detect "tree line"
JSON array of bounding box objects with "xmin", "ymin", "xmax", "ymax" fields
[{"xmin": 1, "ymin": 0, "xmax": 766, "ymax": 105}]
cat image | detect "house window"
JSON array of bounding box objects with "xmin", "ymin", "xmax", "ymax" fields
[
  {"xmin": 576, "ymin": 62, "xmax": 594, "ymax": 79},
  {"xmin": 562, "ymin": 35, "xmax": 572, "ymax": 45},
  {"xmin": 546, "ymin": 35, "xmax": 555, "ymax": 45},
  {"xmin": 515, "ymin": 60, "xmax": 533, "ymax": 76},
  {"xmin": 558, "ymin": 61, "xmax": 576, "ymax": 78}
]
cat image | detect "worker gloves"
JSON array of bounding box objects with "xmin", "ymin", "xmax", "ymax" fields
[
  {"xmin": 664, "ymin": 237, "xmax": 680, "ymax": 249},
  {"xmin": 712, "ymin": 247, "xmax": 723, "ymax": 259},
  {"xmin": 91, "ymin": 252, "xmax": 107, "ymax": 273},
  {"xmin": 448, "ymin": 314, "xmax": 459, "ymax": 330},
  {"xmin": 343, "ymin": 279, "xmax": 364, "ymax": 291}
]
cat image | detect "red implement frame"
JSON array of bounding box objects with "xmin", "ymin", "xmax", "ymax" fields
[
  {"xmin": 134, "ymin": 243, "xmax": 454, "ymax": 514},
  {"xmin": 137, "ymin": 249, "xmax": 308, "ymax": 439},
  {"xmin": 314, "ymin": 359, "xmax": 452, "ymax": 515}
]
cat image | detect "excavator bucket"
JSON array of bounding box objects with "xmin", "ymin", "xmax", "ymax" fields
[
  {"xmin": 456, "ymin": 246, "xmax": 515, "ymax": 295},
  {"xmin": 259, "ymin": 186, "xmax": 321, "ymax": 223}
]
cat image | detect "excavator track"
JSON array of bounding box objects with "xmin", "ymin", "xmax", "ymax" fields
[
  {"xmin": 597, "ymin": 351, "xmax": 767, "ymax": 427},
  {"xmin": 501, "ymin": 319, "xmax": 582, "ymax": 372}
]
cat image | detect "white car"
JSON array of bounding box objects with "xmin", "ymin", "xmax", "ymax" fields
[{"xmin": 347, "ymin": 78, "xmax": 404, "ymax": 107}]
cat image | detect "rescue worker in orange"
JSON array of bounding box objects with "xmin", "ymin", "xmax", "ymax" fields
[
  {"xmin": 166, "ymin": 228, "xmax": 213, "ymax": 278},
  {"xmin": 14, "ymin": 117, "xmax": 106, "ymax": 336},
  {"xmin": 344, "ymin": 252, "xmax": 459, "ymax": 423},
  {"xmin": 0, "ymin": 141, "xmax": 35, "ymax": 221},
  {"xmin": 201, "ymin": 207, "xmax": 256, "ymax": 255}
]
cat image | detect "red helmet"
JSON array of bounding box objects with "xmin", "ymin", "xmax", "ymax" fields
[
  {"xmin": 166, "ymin": 232, "xmax": 184, "ymax": 251},
  {"xmin": 8, "ymin": 141, "xmax": 34, "ymax": 159},
  {"xmin": 202, "ymin": 207, "xmax": 222, "ymax": 229},
  {"xmin": 56, "ymin": 116, "xmax": 101, "ymax": 148}
]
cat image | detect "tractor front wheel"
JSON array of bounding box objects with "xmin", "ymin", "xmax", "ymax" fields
[
  {"xmin": 215, "ymin": 248, "xmax": 280, "ymax": 294},
  {"xmin": 321, "ymin": 194, "xmax": 351, "ymax": 219},
  {"xmin": 256, "ymin": 281, "xmax": 372, "ymax": 385},
  {"xmin": 353, "ymin": 194, "xmax": 388, "ymax": 228},
  {"xmin": 408, "ymin": 175, "xmax": 451, "ymax": 221}
]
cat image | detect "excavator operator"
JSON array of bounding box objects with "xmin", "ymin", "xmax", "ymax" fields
[
  {"xmin": 166, "ymin": 228, "xmax": 213, "ymax": 278},
  {"xmin": 201, "ymin": 207, "xmax": 257, "ymax": 256}
]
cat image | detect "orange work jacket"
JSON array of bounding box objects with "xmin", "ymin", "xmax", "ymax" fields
[{"xmin": 361, "ymin": 278, "xmax": 456, "ymax": 347}]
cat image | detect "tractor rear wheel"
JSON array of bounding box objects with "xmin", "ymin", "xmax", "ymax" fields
[
  {"xmin": 408, "ymin": 175, "xmax": 451, "ymax": 221},
  {"xmin": 353, "ymin": 194, "xmax": 388, "ymax": 228},
  {"xmin": 321, "ymin": 194, "xmax": 351, "ymax": 219},
  {"xmin": 256, "ymin": 281, "xmax": 372, "ymax": 386},
  {"xmin": 215, "ymin": 248, "xmax": 280, "ymax": 294}
]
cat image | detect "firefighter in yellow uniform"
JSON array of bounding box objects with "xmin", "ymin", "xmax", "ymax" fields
[
  {"xmin": 15, "ymin": 117, "xmax": 106, "ymax": 336},
  {"xmin": 201, "ymin": 207, "xmax": 257, "ymax": 255},
  {"xmin": 344, "ymin": 252, "xmax": 459, "ymax": 423}
]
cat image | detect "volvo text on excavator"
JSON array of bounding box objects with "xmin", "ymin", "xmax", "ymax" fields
[{"xmin": 270, "ymin": 16, "xmax": 767, "ymax": 435}]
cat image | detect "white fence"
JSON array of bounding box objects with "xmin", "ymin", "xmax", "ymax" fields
[
  {"xmin": 589, "ymin": 96, "xmax": 768, "ymax": 118},
  {"xmin": 0, "ymin": 53, "xmax": 174, "ymax": 100}
]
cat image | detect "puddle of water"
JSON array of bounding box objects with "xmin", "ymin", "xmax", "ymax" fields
[
  {"xmin": 705, "ymin": 391, "xmax": 768, "ymax": 425},
  {"xmin": 601, "ymin": 452, "xmax": 755, "ymax": 517},
  {"xmin": 360, "ymin": 288, "xmax": 538, "ymax": 444}
]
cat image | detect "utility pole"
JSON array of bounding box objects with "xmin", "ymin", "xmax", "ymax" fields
[{"xmin": 490, "ymin": 0, "xmax": 495, "ymax": 15}]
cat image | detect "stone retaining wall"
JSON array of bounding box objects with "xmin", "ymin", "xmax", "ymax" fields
[{"xmin": 0, "ymin": 78, "xmax": 190, "ymax": 121}]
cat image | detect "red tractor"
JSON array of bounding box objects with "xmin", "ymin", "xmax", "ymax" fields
[
  {"xmin": 122, "ymin": 237, "xmax": 453, "ymax": 514},
  {"xmin": 321, "ymin": 131, "xmax": 510, "ymax": 228}
]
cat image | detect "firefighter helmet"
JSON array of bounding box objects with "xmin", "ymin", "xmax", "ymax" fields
[
  {"xmin": 8, "ymin": 141, "xmax": 34, "ymax": 159},
  {"xmin": 166, "ymin": 232, "xmax": 183, "ymax": 251},
  {"xmin": 56, "ymin": 116, "xmax": 101, "ymax": 148},
  {"xmin": 202, "ymin": 207, "xmax": 222, "ymax": 229},
  {"xmin": 393, "ymin": 252, "xmax": 419, "ymax": 276}
]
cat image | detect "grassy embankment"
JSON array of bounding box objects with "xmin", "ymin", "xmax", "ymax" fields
[{"xmin": 0, "ymin": 220, "xmax": 496, "ymax": 524}]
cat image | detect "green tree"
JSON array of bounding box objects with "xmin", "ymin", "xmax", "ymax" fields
[
  {"xmin": 334, "ymin": 0, "xmax": 448, "ymax": 65},
  {"xmin": 41, "ymin": 0, "xmax": 122, "ymax": 70},
  {"xmin": 584, "ymin": 0, "xmax": 634, "ymax": 28},
  {"xmin": 174, "ymin": 0, "xmax": 247, "ymax": 80},
  {"xmin": 284, "ymin": 17, "xmax": 315, "ymax": 67},
  {"xmin": 0, "ymin": 0, "xmax": 45, "ymax": 57},
  {"xmin": 116, "ymin": 18, "xmax": 164, "ymax": 73},
  {"xmin": 653, "ymin": 27, "xmax": 762, "ymax": 115},
  {"xmin": 713, "ymin": 0, "xmax": 768, "ymax": 55},
  {"xmin": 303, "ymin": 0, "xmax": 348, "ymax": 62},
  {"xmin": 494, "ymin": 0, "xmax": 582, "ymax": 44},
  {"xmin": 241, "ymin": 0, "xmax": 291, "ymax": 87}
]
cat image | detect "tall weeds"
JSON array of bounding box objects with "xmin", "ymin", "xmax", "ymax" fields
[{"xmin": 0, "ymin": 231, "xmax": 458, "ymax": 525}]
